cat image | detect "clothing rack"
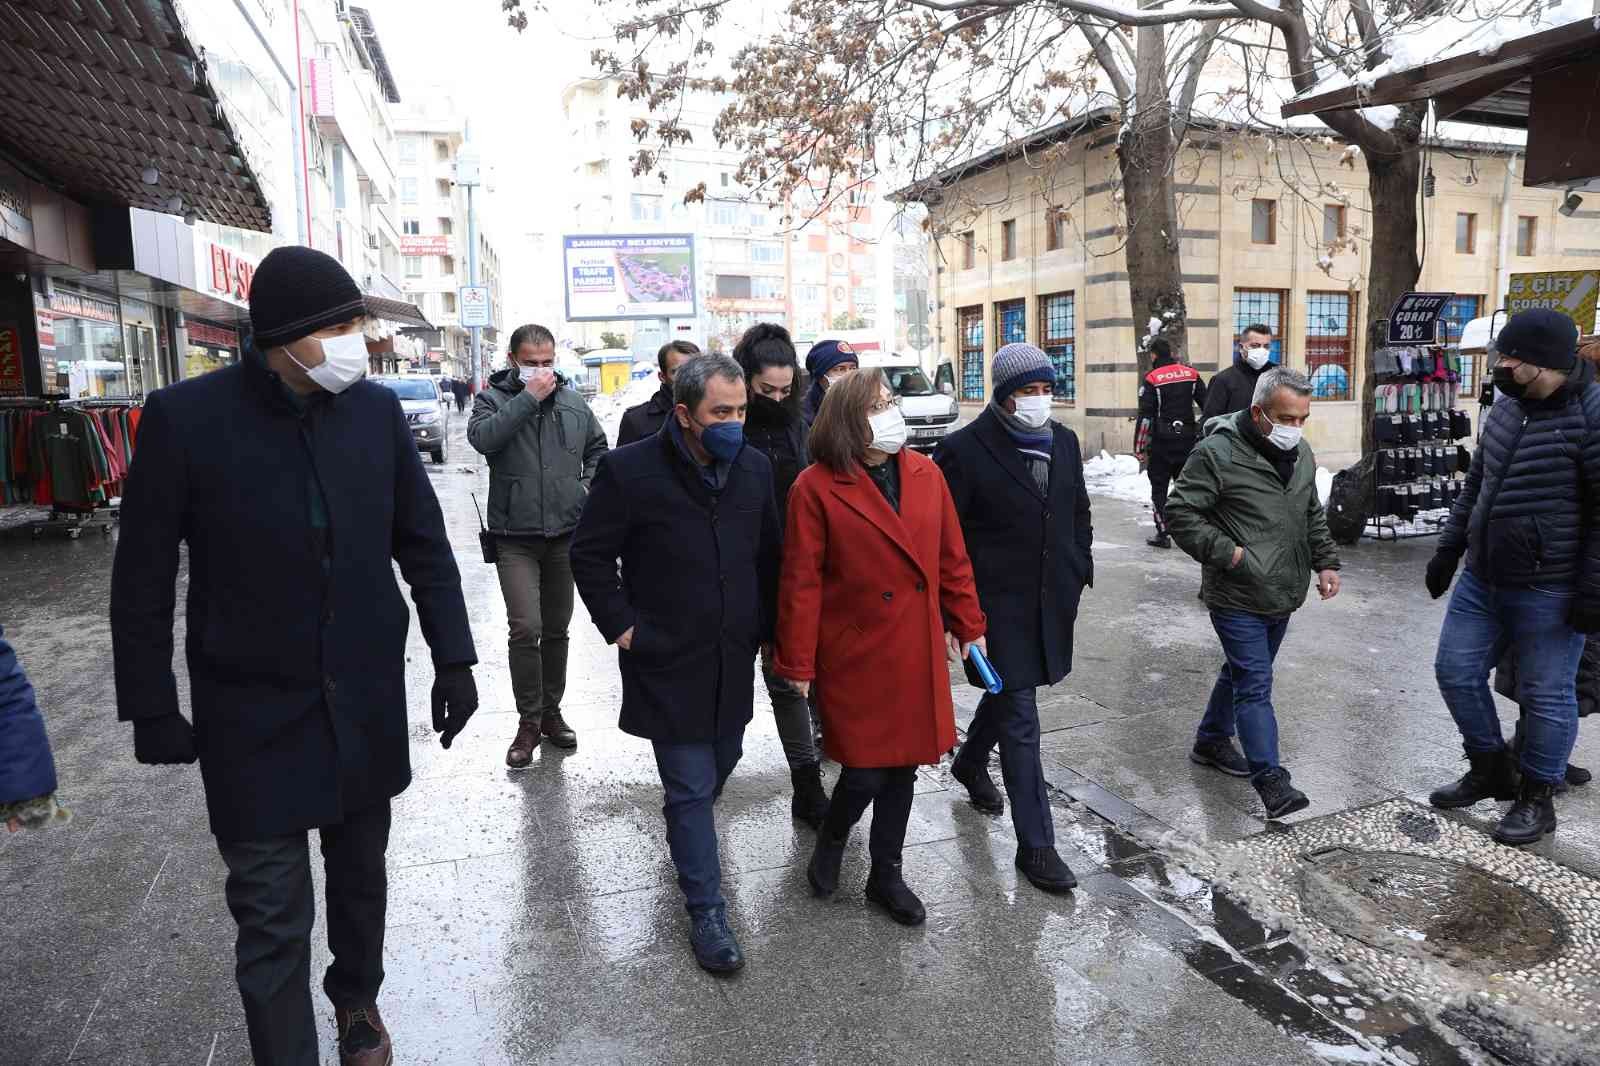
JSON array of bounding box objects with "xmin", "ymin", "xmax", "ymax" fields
[
  {"xmin": 1366, "ymin": 338, "xmax": 1472, "ymax": 542},
  {"xmin": 0, "ymin": 395, "xmax": 141, "ymax": 539}
]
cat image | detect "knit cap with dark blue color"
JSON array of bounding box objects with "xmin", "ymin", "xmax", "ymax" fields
[{"xmin": 991, "ymin": 342, "xmax": 1055, "ymax": 404}]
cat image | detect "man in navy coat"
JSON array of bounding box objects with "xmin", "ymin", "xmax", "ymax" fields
[
  {"xmin": 571, "ymin": 353, "xmax": 781, "ymax": 975},
  {"xmin": 935, "ymin": 342, "xmax": 1092, "ymax": 895},
  {"xmin": 110, "ymin": 246, "xmax": 478, "ymax": 1066}
]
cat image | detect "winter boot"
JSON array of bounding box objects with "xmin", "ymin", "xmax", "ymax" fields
[
  {"xmin": 541, "ymin": 709, "xmax": 577, "ymax": 749},
  {"xmin": 1146, "ymin": 533, "xmax": 1172, "ymax": 549},
  {"xmin": 865, "ymin": 861, "xmax": 926, "ymax": 926},
  {"xmin": 687, "ymin": 905, "xmax": 744, "ymax": 975},
  {"xmin": 1015, "ymin": 846, "xmax": 1078, "ymax": 894},
  {"xmin": 1190, "ymin": 737, "xmax": 1250, "ymax": 777},
  {"xmin": 950, "ymin": 752, "xmax": 1005, "ymax": 815},
  {"xmin": 1252, "ymin": 768, "xmax": 1310, "ymax": 820},
  {"xmin": 505, "ymin": 721, "xmax": 541, "ymax": 769},
  {"xmin": 807, "ymin": 828, "xmax": 849, "ymax": 897},
  {"xmin": 790, "ymin": 763, "xmax": 830, "ymax": 830},
  {"xmin": 1493, "ymin": 779, "xmax": 1558, "ymax": 846},
  {"xmin": 1569, "ymin": 763, "xmax": 1593, "ymax": 787},
  {"xmin": 1429, "ymin": 748, "xmax": 1520, "ymax": 809},
  {"xmin": 335, "ymin": 1005, "xmax": 393, "ymax": 1066}
]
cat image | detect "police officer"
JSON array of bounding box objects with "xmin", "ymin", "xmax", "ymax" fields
[{"xmin": 1135, "ymin": 337, "xmax": 1207, "ymax": 549}]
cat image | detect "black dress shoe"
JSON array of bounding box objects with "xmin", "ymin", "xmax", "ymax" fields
[
  {"xmin": 1494, "ymin": 779, "xmax": 1558, "ymax": 846},
  {"xmin": 807, "ymin": 830, "xmax": 848, "ymax": 897},
  {"xmin": 865, "ymin": 862, "xmax": 926, "ymax": 926},
  {"xmin": 951, "ymin": 754, "xmax": 1004, "ymax": 815},
  {"xmin": 541, "ymin": 710, "xmax": 577, "ymax": 749},
  {"xmin": 688, "ymin": 906, "xmax": 744, "ymax": 975},
  {"xmin": 1015, "ymin": 846, "xmax": 1077, "ymax": 894}
]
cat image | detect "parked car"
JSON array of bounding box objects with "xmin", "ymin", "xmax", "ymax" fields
[
  {"xmin": 373, "ymin": 375, "xmax": 451, "ymax": 464},
  {"xmin": 867, "ymin": 355, "xmax": 961, "ymax": 453}
]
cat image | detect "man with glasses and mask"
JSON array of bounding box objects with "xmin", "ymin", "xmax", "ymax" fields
[
  {"xmin": 471, "ymin": 323, "xmax": 608, "ymax": 764},
  {"xmin": 110, "ymin": 246, "xmax": 478, "ymax": 1066},
  {"xmin": 1167, "ymin": 366, "xmax": 1341, "ymax": 820},
  {"xmin": 1426, "ymin": 308, "xmax": 1600, "ymax": 847},
  {"xmin": 571, "ymin": 354, "xmax": 782, "ymax": 975},
  {"xmin": 1202, "ymin": 323, "xmax": 1276, "ymax": 423}
]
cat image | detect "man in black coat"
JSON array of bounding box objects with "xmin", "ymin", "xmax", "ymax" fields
[
  {"xmin": 1201, "ymin": 323, "xmax": 1275, "ymax": 422},
  {"xmin": 935, "ymin": 342, "xmax": 1091, "ymax": 894},
  {"xmin": 571, "ymin": 353, "xmax": 781, "ymax": 975},
  {"xmin": 110, "ymin": 246, "xmax": 479, "ymax": 1066},
  {"xmin": 1426, "ymin": 309, "xmax": 1600, "ymax": 847},
  {"xmin": 1135, "ymin": 336, "xmax": 1208, "ymax": 549},
  {"xmin": 616, "ymin": 339, "xmax": 700, "ymax": 446}
]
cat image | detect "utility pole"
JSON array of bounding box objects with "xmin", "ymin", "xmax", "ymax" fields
[{"xmin": 457, "ymin": 140, "xmax": 483, "ymax": 389}]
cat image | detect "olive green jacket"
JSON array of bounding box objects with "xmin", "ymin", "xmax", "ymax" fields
[{"xmin": 1166, "ymin": 412, "xmax": 1341, "ymax": 617}]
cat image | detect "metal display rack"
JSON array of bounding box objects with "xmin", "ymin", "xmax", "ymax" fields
[{"xmin": 1364, "ymin": 341, "xmax": 1472, "ymax": 542}]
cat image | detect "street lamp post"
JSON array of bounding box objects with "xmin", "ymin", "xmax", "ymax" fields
[{"xmin": 456, "ymin": 143, "xmax": 483, "ymax": 389}]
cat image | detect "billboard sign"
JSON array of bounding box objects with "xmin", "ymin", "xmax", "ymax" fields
[
  {"xmin": 1506, "ymin": 270, "xmax": 1600, "ymax": 333},
  {"xmin": 563, "ymin": 234, "xmax": 696, "ymax": 321}
]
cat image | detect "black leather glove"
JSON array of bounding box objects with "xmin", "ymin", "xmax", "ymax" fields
[
  {"xmin": 431, "ymin": 665, "xmax": 479, "ymax": 749},
  {"xmin": 1425, "ymin": 551, "xmax": 1460, "ymax": 600},
  {"xmin": 1570, "ymin": 601, "xmax": 1600, "ymax": 635},
  {"xmin": 133, "ymin": 714, "xmax": 198, "ymax": 765}
]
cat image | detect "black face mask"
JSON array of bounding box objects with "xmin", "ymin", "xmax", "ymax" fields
[
  {"xmin": 1493, "ymin": 365, "xmax": 1533, "ymax": 400},
  {"xmin": 749, "ymin": 393, "xmax": 792, "ymax": 423}
]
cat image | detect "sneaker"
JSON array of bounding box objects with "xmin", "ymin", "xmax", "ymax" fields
[
  {"xmin": 505, "ymin": 721, "xmax": 541, "ymax": 769},
  {"xmin": 688, "ymin": 906, "xmax": 745, "ymax": 975},
  {"xmin": 1190, "ymin": 738, "xmax": 1250, "ymax": 777},
  {"xmin": 541, "ymin": 709, "xmax": 577, "ymax": 749},
  {"xmin": 335, "ymin": 1005, "xmax": 393, "ymax": 1066},
  {"xmin": 1252, "ymin": 768, "xmax": 1310, "ymax": 820},
  {"xmin": 1015, "ymin": 846, "xmax": 1078, "ymax": 894},
  {"xmin": 865, "ymin": 862, "xmax": 926, "ymax": 926},
  {"xmin": 950, "ymin": 753, "xmax": 1005, "ymax": 815}
]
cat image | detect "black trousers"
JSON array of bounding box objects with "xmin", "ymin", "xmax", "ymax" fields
[
  {"xmin": 822, "ymin": 765, "xmax": 917, "ymax": 864},
  {"xmin": 216, "ymin": 799, "xmax": 392, "ymax": 1066},
  {"xmin": 1147, "ymin": 444, "xmax": 1191, "ymax": 536}
]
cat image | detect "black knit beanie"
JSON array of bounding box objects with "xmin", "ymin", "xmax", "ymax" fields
[
  {"xmin": 1495, "ymin": 308, "xmax": 1579, "ymax": 372},
  {"xmin": 248, "ymin": 246, "xmax": 368, "ymax": 350}
]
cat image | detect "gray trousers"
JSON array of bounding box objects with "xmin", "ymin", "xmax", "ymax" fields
[
  {"xmin": 496, "ymin": 534, "xmax": 576, "ymax": 725},
  {"xmin": 761, "ymin": 651, "xmax": 821, "ymax": 769}
]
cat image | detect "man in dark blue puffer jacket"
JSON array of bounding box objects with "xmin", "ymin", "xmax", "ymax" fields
[{"xmin": 1426, "ymin": 309, "xmax": 1600, "ymax": 846}]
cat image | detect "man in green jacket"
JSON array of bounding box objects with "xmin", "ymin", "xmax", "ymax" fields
[
  {"xmin": 469, "ymin": 324, "xmax": 609, "ymax": 766},
  {"xmin": 1166, "ymin": 367, "xmax": 1342, "ymax": 818}
]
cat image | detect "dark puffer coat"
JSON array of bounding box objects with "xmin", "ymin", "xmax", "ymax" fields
[
  {"xmin": 742, "ymin": 396, "xmax": 808, "ymax": 526},
  {"xmin": 1439, "ymin": 358, "xmax": 1600, "ymax": 592}
]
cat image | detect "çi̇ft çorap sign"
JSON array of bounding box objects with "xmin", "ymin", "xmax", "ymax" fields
[{"xmin": 563, "ymin": 234, "xmax": 697, "ymax": 322}]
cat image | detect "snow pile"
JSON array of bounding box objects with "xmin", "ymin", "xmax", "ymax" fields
[
  {"xmin": 1083, "ymin": 450, "xmax": 1333, "ymax": 506},
  {"xmin": 590, "ymin": 375, "xmax": 663, "ymax": 446}
]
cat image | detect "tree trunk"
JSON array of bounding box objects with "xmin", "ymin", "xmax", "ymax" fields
[
  {"xmin": 1117, "ymin": 26, "xmax": 1188, "ymax": 379},
  {"xmin": 1358, "ymin": 111, "xmax": 1424, "ymax": 456}
]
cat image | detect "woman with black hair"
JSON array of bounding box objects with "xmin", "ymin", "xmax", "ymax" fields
[{"xmin": 732, "ymin": 323, "xmax": 830, "ymax": 828}]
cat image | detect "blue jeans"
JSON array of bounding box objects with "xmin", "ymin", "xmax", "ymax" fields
[
  {"xmin": 1197, "ymin": 610, "xmax": 1291, "ymax": 777},
  {"xmin": 651, "ymin": 730, "xmax": 744, "ymax": 914},
  {"xmin": 958, "ymin": 687, "xmax": 1054, "ymax": 848},
  {"xmin": 1434, "ymin": 569, "xmax": 1583, "ymax": 785}
]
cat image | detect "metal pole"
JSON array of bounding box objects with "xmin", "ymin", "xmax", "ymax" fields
[{"xmin": 467, "ymin": 180, "xmax": 480, "ymax": 388}]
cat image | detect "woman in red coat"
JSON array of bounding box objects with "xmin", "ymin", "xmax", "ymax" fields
[{"xmin": 775, "ymin": 368, "xmax": 987, "ymax": 925}]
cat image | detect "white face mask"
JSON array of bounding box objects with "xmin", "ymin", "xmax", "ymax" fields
[
  {"xmin": 868, "ymin": 407, "xmax": 907, "ymax": 454},
  {"xmin": 1243, "ymin": 345, "xmax": 1271, "ymax": 370},
  {"xmin": 1259, "ymin": 412, "xmax": 1303, "ymax": 451},
  {"xmin": 1012, "ymin": 394, "xmax": 1052, "ymax": 429},
  {"xmin": 286, "ymin": 331, "xmax": 369, "ymax": 394}
]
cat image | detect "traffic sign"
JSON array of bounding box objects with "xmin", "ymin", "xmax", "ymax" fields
[
  {"xmin": 907, "ymin": 323, "xmax": 933, "ymax": 351},
  {"xmin": 459, "ymin": 285, "xmax": 491, "ymax": 328}
]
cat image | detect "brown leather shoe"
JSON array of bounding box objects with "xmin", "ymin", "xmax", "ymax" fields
[
  {"xmin": 506, "ymin": 721, "xmax": 541, "ymax": 768},
  {"xmin": 335, "ymin": 1005, "xmax": 392, "ymax": 1066}
]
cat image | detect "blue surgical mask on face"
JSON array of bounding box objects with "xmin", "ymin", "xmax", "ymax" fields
[{"xmin": 696, "ymin": 418, "xmax": 744, "ymax": 462}]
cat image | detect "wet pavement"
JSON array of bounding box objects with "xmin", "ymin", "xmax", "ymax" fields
[{"xmin": 3, "ymin": 417, "xmax": 1599, "ymax": 1065}]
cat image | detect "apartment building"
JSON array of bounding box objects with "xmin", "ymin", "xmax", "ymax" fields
[{"xmin": 903, "ymin": 113, "xmax": 1600, "ymax": 458}]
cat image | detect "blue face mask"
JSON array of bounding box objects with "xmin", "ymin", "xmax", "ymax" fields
[{"xmin": 695, "ymin": 418, "xmax": 744, "ymax": 463}]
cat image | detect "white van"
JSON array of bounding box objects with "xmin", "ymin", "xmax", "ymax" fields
[{"xmin": 859, "ymin": 352, "xmax": 961, "ymax": 453}]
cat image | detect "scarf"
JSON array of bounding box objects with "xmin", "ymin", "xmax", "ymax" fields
[{"xmin": 991, "ymin": 402, "xmax": 1052, "ymax": 496}]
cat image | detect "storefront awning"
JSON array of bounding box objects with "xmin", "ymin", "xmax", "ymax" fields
[
  {"xmin": 0, "ymin": 0, "xmax": 273, "ymax": 232},
  {"xmin": 365, "ymin": 294, "xmax": 432, "ymax": 330}
]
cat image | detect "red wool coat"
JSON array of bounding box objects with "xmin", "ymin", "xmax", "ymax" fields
[{"xmin": 775, "ymin": 449, "xmax": 987, "ymax": 768}]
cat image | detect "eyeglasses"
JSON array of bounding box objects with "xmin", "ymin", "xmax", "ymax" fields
[{"xmin": 868, "ymin": 399, "xmax": 895, "ymax": 414}]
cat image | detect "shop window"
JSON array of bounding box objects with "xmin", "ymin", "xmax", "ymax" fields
[
  {"xmin": 1233, "ymin": 288, "xmax": 1286, "ymax": 364},
  {"xmin": 1251, "ymin": 199, "xmax": 1277, "ymax": 244},
  {"xmin": 1517, "ymin": 216, "xmax": 1538, "ymax": 256},
  {"xmin": 1441, "ymin": 294, "xmax": 1484, "ymax": 395},
  {"xmin": 958, "ymin": 305, "xmax": 984, "ymax": 401},
  {"xmin": 43, "ymin": 292, "xmax": 126, "ymax": 399},
  {"xmin": 1001, "ymin": 219, "xmax": 1017, "ymax": 261},
  {"xmin": 1045, "ymin": 208, "xmax": 1068, "ymax": 252},
  {"xmin": 995, "ymin": 299, "xmax": 1025, "ymax": 347},
  {"xmin": 1323, "ymin": 204, "xmax": 1346, "ymax": 243},
  {"xmin": 1039, "ymin": 292, "xmax": 1075, "ymax": 402},
  {"xmin": 1456, "ymin": 213, "xmax": 1477, "ymax": 254},
  {"xmin": 1305, "ymin": 291, "xmax": 1355, "ymax": 401},
  {"xmin": 959, "ymin": 230, "xmax": 975, "ymax": 270}
]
